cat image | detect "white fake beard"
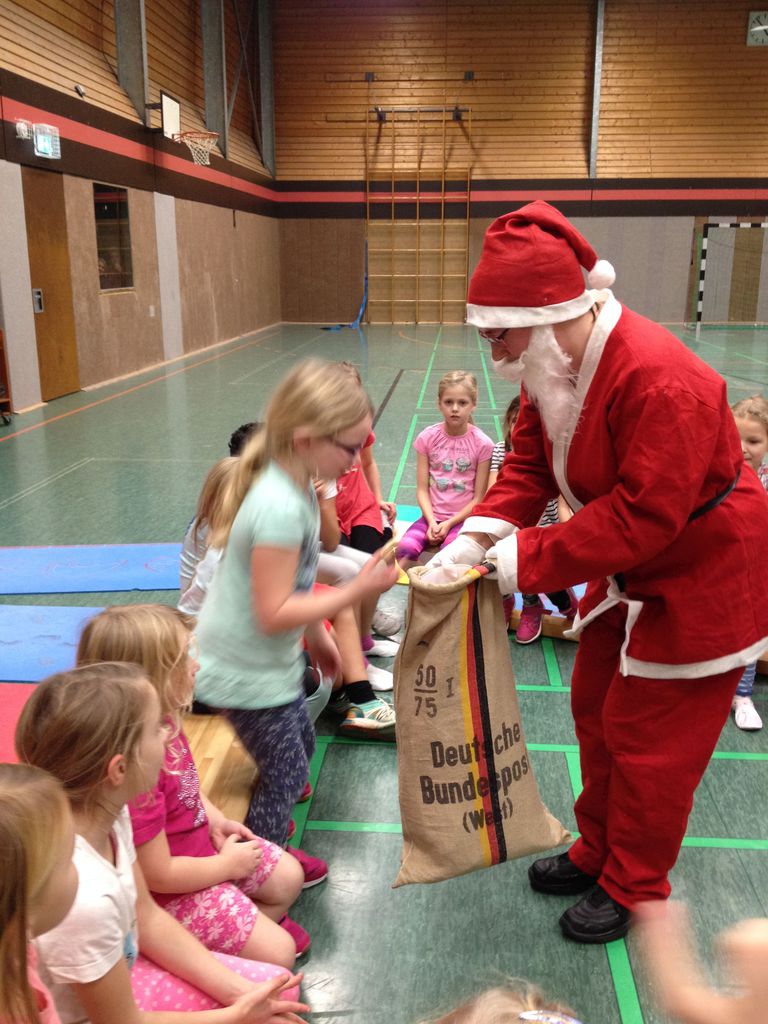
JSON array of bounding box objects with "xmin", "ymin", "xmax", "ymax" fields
[{"xmin": 493, "ymin": 325, "xmax": 581, "ymax": 444}]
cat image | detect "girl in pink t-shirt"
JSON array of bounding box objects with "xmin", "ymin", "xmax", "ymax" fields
[
  {"xmin": 0, "ymin": 764, "xmax": 77, "ymax": 1024},
  {"xmin": 76, "ymin": 604, "xmax": 309, "ymax": 965},
  {"xmin": 397, "ymin": 371, "xmax": 494, "ymax": 569}
]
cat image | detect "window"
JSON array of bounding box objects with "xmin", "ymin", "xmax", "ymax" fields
[{"xmin": 94, "ymin": 184, "xmax": 133, "ymax": 289}]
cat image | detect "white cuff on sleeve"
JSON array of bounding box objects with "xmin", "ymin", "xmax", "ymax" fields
[
  {"xmin": 487, "ymin": 534, "xmax": 519, "ymax": 594},
  {"xmin": 462, "ymin": 516, "xmax": 519, "ymax": 540}
]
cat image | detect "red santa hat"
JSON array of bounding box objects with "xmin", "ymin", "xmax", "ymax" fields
[{"xmin": 467, "ymin": 200, "xmax": 616, "ymax": 328}]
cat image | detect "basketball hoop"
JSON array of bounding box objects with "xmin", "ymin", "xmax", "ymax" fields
[{"xmin": 173, "ymin": 130, "xmax": 219, "ymax": 166}]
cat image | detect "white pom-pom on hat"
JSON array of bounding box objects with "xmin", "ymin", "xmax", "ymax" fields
[{"xmin": 587, "ymin": 259, "xmax": 615, "ymax": 289}]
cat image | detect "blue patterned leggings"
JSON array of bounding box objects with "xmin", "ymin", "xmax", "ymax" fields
[{"xmin": 226, "ymin": 695, "xmax": 315, "ymax": 845}]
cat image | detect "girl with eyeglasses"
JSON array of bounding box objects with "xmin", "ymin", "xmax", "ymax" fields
[{"xmin": 192, "ymin": 360, "xmax": 398, "ymax": 852}]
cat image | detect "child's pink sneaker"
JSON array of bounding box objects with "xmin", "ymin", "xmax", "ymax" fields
[
  {"xmin": 288, "ymin": 846, "xmax": 329, "ymax": 888},
  {"xmin": 286, "ymin": 819, "xmax": 296, "ymax": 841},
  {"xmin": 278, "ymin": 914, "xmax": 311, "ymax": 956},
  {"xmin": 297, "ymin": 781, "xmax": 312, "ymax": 803},
  {"xmin": 516, "ymin": 599, "xmax": 544, "ymax": 644}
]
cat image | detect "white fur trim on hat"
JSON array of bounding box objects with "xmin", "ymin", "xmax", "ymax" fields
[
  {"xmin": 587, "ymin": 259, "xmax": 616, "ymax": 289},
  {"xmin": 467, "ymin": 291, "xmax": 595, "ymax": 329}
]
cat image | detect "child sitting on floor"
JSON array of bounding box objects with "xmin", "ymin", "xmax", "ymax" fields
[
  {"xmin": 0, "ymin": 764, "xmax": 77, "ymax": 1024},
  {"xmin": 397, "ymin": 371, "xmax": 493, "ymax": 570},
  {"xmin": 76, "ymin": 603, "xmax": 312, "ymax": 959},
  {"xmin": 16, "ymin": 663, "xmax": 307, "ymax": 1023},
  {"xmin": 729, "ymin": 394, "xmax": 768, "ymax": 730}
]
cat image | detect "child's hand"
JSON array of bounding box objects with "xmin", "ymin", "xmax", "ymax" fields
[
  {"xmin": 305, "ymin": 627, "xmax": 342, "ymax": 682},
  {"xmin": 427, "ymin": 521, "xmax": 450, "ymax": 544},
  {"xmin": 354, "ymin": 549, "xmax": 400, "ymax": 598},
  {"xmin": 636, "ymin": 900, "xmax": 768, "ymax": 1024},
  {"xmin": 225, "ymin": 972, "xmax": 309, "ymax": 1023},
  {"xmin": 219, "ymin": 834, "xmax": 264, "ymax": 880},
  {"xmin": 379, "ymin": 501, "xmax": 397, "ymax": 525},
  {"xmin": 211, "ymin": 819, "xmax": 257, "ymax": 851}
]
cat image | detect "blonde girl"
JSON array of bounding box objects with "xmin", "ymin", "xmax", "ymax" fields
[
  {"xmin": 729, "ymin": 395, "xmax": 768, "ymax": 731},
  {"xmin": 179, "ymin": 456, "xmax": 240, "ymax": 608},
  {"xmin": 418, "ymin": 980, "xmax": 580, "ymax": 1024},
  {"xmin": 77, "ymin": 604, "xmax": 309, "ymax": 961},
  {"xmin": 0, "ymin": 764, "xmax": 77, "ymax": 1024},
  {"xmin": 16, "ymin": 664, "xmax": 307, "ymax": 1024},
  {"xmin": 397, "ymin": 371, "xmax": 494, "ymax": 569},
  {"xmin": 196, "ymin": 359, "xmax": 398, "ymax": 848}
]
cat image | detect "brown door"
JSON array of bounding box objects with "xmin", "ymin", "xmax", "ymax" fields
[{"xmin": 21, "ymin": 167, "xmax": 80, "ymax": 401}]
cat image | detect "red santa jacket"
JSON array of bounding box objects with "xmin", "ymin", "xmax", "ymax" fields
[{"xmin": 466, "ymin": 295, "xmax": 768, "ymax": 678}]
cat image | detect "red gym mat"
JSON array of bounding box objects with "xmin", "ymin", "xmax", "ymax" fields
[{"xmin": 0, "ymin": 683, "xmax": 36, "ymax": 762}]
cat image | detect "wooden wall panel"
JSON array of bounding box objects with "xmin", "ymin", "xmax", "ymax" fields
[
  {"xmin": 598, "ymin": 0, "xmax": 768, "ymax": 177},
  {"xmin": 0, "ymin": 0, "xmax": 134, "ymax": 120},
  {"xmin": 175, "ymin": 201, "xmax": 281, "ymax": 352},
  {"xmin": 279, "ymin": 218, "xmax": 365, "ymax": 323},
  {"xmin": 2, "ymin": 0, "xmax": 267, "ymax": 175},
  {"xmin": 63, "ymin": 177, "xmax": 164, "ymax": 388},
  {"xmin": 273, "ymin": 0, "xmax": 594, "ymax": 180}
]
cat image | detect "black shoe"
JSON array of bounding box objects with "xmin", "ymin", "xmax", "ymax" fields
[
  {"xmin": 559, "ymin": 884, "xmax": 632, "ymax": 944},
  {"xmin": 528, "ymin": 852, "xmax": 597, "ymax": 895}
]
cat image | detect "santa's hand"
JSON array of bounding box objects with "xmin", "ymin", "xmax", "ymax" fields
[
  {"xmin": 425, "ymin": 534, "xmax": 489, "ymax": 570},
  {"xmin": 486, "ymin": 534, "xmax": 519, "ymax": 594}
]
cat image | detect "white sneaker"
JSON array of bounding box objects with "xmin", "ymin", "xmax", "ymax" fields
[
  {"xmin": 371, "ymin": 605, "xmax": 404, "ymax": 637},
  {"xmin": 733, "ymin": 696, "xmax": 763, "ymax": 731},
  {"xmin": 339, "ymin": 698, "xmax": 396, "ymax": 737},
  {"xmin": 366, "ymin": 663, "xmax": 394, "ymax": 691},
  {"xmin": 366, "ymin": 637, "xmax": 400, "ymax": 658}
]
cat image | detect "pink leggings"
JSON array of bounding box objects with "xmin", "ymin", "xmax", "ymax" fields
[
  {"xmin": 132, "ymin": 951, "xmax": 299, "ymax": 1010},
  {"xmin": 396, "ymin": 516, "xmax": 462, "ymax": 561}
]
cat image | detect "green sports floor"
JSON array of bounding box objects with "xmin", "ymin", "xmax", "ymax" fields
[{"xmin": 1, "ymin": 322, "xmax": 768, "ymax": 1024}]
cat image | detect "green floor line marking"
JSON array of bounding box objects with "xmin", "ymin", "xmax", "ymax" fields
[
  {"xmin": 541, "ymin": 638, "xmax": 563, "ymax": 687},
  {"xmin": 316, "ymin": 731, "xmax": 768, "ymax": 763},
  {"xmin": 387, "ymin": 413, "xmax": 419, "ymax": 503},
  {"xmin": 315, "ymin": 733, "xmax": 398, "ymax": 749},
  {"xmin": 681, "ymin": 836, "xmax": 768, "ymax": 849},
  {"xmin": 387, "ymin": 326, "xmax": 442, "ymax": 503},
  {"xmin": 565, "ymin": 750, "xmax": 583, "ymax": 799},
  {"xmin": 476, "ymin": 330, "xmax": 497, "ymax": 409},
  {"xmin": 289, "ymin": 740, "xmax": 330, "ymax": 848},
  {"xmin": 516, "ymin": 684, "xmax": 571, "ymax": 692},
  {"xmin": 493, "ymin": 413, "xmax": 502, "ymax": 440},
  {"xmin": 305, "ymin": 820, "xmax": 403, "ymax": 834},
  {"xmin": 606, "ymin": 940, "xmax": 645, "ymax": 1024},
  {"xmin": 416, "ymin": 327, "xmax": 443, "ymax": 408},
  {"xmin": 711, "ymin": 750, "xmax": 768, "ymax": 761},
  {"xmin": 528, "ymin": 742, "xmax": 580, "ymax": 753}
]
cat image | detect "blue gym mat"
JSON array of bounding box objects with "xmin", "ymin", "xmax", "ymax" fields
[
  {"xmin": 0, "ymin": 605, "xmax": 103, "ymax": 682},
  {"xmin": 0, "ymin": 544, "xmax": 182, "ymax": 595}
]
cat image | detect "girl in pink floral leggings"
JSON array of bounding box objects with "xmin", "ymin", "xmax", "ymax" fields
[{"xmin": 77, "ymin": 603, "xmax": 310, "ymax": 962}]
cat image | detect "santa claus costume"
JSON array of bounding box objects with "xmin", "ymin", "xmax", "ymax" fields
[{"xmin": 447, "ymin": 201, "xmax": 768, "ymax": 943}]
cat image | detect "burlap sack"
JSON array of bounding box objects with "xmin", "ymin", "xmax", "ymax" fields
[{"xmin": 393, "ymin": 564, "xmax": 571, "ymax": 887}]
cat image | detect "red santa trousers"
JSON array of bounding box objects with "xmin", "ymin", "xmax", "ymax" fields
[{"xmin": 566, "ymin": 601, "xmax": 741, "ymax": 909}]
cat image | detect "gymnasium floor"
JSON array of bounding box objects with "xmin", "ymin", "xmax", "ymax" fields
[{"xmin": 1, "ymin": 321, "xmax": 768, "ymax": 1024}]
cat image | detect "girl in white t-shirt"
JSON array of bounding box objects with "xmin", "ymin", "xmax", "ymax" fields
[
  {"xmin": 0, "ymin": 764, "xmax": 77, "ymax": 1024},
  {"xmin": 16, "ymin": 663, "xmax": 308, "ymax": 1024}
]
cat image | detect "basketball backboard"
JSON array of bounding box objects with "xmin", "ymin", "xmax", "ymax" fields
[{"xmin": 160, "ymin": 92, "xmax": 180, "ymax": 140}]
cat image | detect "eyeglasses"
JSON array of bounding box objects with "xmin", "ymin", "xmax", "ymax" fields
[
  {"xmin": 328, "ymin": 437, "xmax": 364, "ymax": 458},
  {"xmin": 478, "ymin": 328, "xmax": 510, "ymax": 345}
]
